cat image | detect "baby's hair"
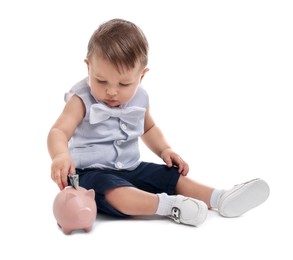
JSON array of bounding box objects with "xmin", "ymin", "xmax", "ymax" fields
[{"xmin": 87, "ymin": 18, "xmax": 149, "ymax": 72}]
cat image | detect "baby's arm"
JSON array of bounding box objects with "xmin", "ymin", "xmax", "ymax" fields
[
  {"xmin": 47, "ymin": 95, "xmax": 85, "ymax": 189},
  {"xmin": 141, "ymin": 106, "xmax": 189, "ymax": 175}
]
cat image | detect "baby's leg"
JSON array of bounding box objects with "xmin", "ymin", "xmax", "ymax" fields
[
  {"xmin": 105, "ymin": 186, "xmax": 159, "ymax": 216},
  {"xmin": 176, "ymin": 176, "xmax": 270, "ymax": 217},
  {"xmin": 175, "ymin": 175, "xmax": 214, "ymax": 208},
  {"xmin": 105, "ymin": 186, "xmax": 208, "ymax": 226}
]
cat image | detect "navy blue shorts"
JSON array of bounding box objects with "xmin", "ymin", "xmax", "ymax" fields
[{"xmin": 74, "ymin": 162, "xmax": 181, "ymax": 217}]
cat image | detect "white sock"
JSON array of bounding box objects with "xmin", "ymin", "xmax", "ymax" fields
[
  {"xmin": 155, "ymin": 193, "xmax": 176, "ymax": 216},
  {"xmin": 210, "ymin": 189, "xmax": 225, "ymax": 208}
]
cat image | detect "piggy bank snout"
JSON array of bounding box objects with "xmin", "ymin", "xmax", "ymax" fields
[{"xmin": 78, "ymin": 208, "xmax": 94, "ymax": 221}]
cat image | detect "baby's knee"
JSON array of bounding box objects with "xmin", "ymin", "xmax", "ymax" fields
[{"xmin": 105, "ymin": 186, "xmax": 132, "ymax": 204}]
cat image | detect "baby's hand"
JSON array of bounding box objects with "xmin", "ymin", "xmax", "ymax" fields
[
  {"xmin": 51, "ymin": 153, "xmax": 75, "ymax": 190},
  {"xmin": 161, "ymin": 148, "xmax": 189, "ymax": 176}
]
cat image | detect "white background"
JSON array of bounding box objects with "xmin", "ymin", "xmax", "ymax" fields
[{"xmin": 0, "ymin": 0, "xmax": 292, "ymax": 259}]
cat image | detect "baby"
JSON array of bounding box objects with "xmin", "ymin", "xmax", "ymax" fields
[{"xmin": 47, "ymin": 18, "xmax": 270, "ymax": 226}]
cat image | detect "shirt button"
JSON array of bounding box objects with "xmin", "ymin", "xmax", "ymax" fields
[
  {"xmin": 116, "ymin": 140, "xmax": 122, "ymax": 145},
  {"xmin": 121, "ymin": 123, "xmax": 127, "ymax": 130},
  {"xmin": 115, "ymin": 162, "xmax": 123, "ymax": 169}
]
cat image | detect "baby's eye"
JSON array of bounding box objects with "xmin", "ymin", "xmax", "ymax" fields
[
  {"xmin": 97, "ymin": 80, "xmax": 107, "ymax": 84},
  {"xmin": 119, "ymin": 83, "xmax": 130, "ymax": 87}
]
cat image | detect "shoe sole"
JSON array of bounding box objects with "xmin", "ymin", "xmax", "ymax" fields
[{"xmin": 219, "ymin": 178, "xmax": 270, "ymax": 217}]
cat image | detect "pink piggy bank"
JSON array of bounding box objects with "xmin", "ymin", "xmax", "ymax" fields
[{"xmin": 53, "ymin": 186, "xmax": 97, "ymax": 234}]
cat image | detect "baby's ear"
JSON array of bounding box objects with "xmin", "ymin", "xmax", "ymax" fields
[
  {"xmin": 140, "ymin": 67, "xmax": 149, "ymax": 82},
  {"xmin": 84, "ymin": 59, "xmax": 90, "ymax": 71}
]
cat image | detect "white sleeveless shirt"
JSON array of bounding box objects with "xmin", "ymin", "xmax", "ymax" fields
[{"xmin": 65, "ymin": 77, "xmax": 149, "ymax": 170}]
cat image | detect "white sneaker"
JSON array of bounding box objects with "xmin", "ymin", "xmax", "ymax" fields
[
  {"xmin": 169, "ymin": 195, "xmax": 208, "ymax": 226},
  {"xmin": 218, "ymin": 178, "xmax": 270, "ymax": 217}
]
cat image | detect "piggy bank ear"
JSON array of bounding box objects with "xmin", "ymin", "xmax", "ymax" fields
[
  {"xmin": 65, "ymin": 192, "xmax": 76, "ymax": 201},
  {"xmin": 86, "ymin": 189, "xmax": 95, "ymax": 199}
]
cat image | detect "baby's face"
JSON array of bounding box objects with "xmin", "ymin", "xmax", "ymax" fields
[{"xmin": 86, "ymin": 56, "xmax": 148, "ymax": 107}]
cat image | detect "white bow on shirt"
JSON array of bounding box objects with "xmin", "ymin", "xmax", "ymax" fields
[{"xmin": 89, "ymin": 103, "xmax": 146, "ymax": 126}]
